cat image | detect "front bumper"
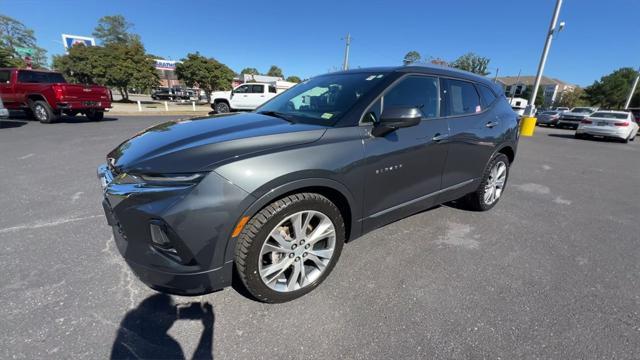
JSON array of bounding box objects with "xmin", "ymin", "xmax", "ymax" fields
[{"xmin": 97, "ymin": 164, "xmax": 252, "ymax": 295}]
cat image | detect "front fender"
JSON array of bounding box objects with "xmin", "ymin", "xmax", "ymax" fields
[{"xmin": 222, "ymin": 177, "xmax": 361, "ymax": 262}]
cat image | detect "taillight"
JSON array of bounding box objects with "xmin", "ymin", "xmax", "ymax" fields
[
  {"xmin": 52, "ymin": 84, "xmax": 64, "ymax": 100},
  {"xmin": 614, "ymin": 121, "xmax": 629, "ymax": 127},
  {"xmin": 581, "ymin": 118, "xmax": 592, "ymax": 124}
]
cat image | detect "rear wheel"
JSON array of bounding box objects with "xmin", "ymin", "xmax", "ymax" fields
[
  {"xmin": 86, "ymin": 110, "xmax": 104, "ymax": 121},
  {"xmin": 32, "ymin": 100, "xmax": 59, "ymax": 124},
  {"xmin": 235, "ymin": 193, "xmax": 345, "ymax": 303},
  {"xmin": 462, "ymin": 153, "xmax": 510, "ymax": 211}
]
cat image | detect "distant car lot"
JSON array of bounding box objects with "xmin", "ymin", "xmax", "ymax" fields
[{"xmin": 0, "ymin": 115, "xmax": 639, "ymax": 359}]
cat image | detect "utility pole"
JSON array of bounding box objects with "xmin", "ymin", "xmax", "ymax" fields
[
  {"xmin": 342, "ymin": 33, "xmax": 351, "ymax": 71},
  {"xmin": 493, "ymin": 67, "xmax": 499, "ymax": 82},
  {"xmin": 624, "ymin": 67, "xmax": 640, "ymax": 109},
  {"xmin": 525, "ymin": 0, "xmax": 565, "ymax": 116},
  {"xmin": 509, "ymin": 69, "xmax": 522, "ymax": 104}
]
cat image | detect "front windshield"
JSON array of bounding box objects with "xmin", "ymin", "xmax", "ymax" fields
[{"xmin": 257, "ymin": 72, "xmax": 387, "ymax": 125}]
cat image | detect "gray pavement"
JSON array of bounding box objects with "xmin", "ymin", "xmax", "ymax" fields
[{"xmin": 1, "ymin": 114, "xmax": 639, "ymax": 359}]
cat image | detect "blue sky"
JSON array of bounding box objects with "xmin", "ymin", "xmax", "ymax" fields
[{"xmin": 2, "ymin": 0, "xmax": 638, "ymax": 86}]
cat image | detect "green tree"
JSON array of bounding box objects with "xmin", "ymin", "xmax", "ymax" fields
[
  {"xmin": 52, "ymin": 39, "xmax": 158, "ymax": 100},
  {"xmin": 52, "ymin": 44, "xmax": 108, "ymax": 84},
  {"xmin": 584, "ymin": 68, "xmax": 639, "ymax": 109},
  {"xmin": 285, "ymin": 75, "xmax": 301, "ymax": 83},
  {"xmin": 0, "ymin": 15, "xmax": 47, "ymax": 68},
  {"xmin": 0, "ymin": 46, "xmax": 21, "ymax": 67},
  {"xmin": 520, "ymin": 86, "xmax": 545, "ymax": 107},
  {"xmin": 266, "ymin": 65, "xmax": 284, "ymax": 78},
  {"xmin": 240, "ymin": 67, "xmax": 260, "ymax": 75},
  {"xmin": 93, "ymin": 15, "xmax": 138, "ymax": 45},
  {"xmin": 451, "ymin": 52, "xmax": 490, "ymax": 76},
  {"xmin": 175, "ymin": 53, "xmax": 235, "ymax": 102},
  {"xmin": 555, "ymin": 87, "xmax": 588, "ymax": 108},
  {"xmin": 403, "ymin": 51, "xmax": 421, "ymax": 65}
]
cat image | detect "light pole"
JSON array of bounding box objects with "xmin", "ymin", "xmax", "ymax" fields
[
  {"xmin": 624, "ymin": 67, "xmax": 640, "ymax": 110},
  {"xmin": 342, "ymin": 33, "xmax": 351, "ymax": 71},
  {"xmin": 525, "ymin": 0, "xmax": 565, "ymax": 117}
]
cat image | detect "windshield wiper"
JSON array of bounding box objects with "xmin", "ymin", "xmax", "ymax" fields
[{"xmin": 257, "ymin": 111, "xmax": 295, "ymax": 123}]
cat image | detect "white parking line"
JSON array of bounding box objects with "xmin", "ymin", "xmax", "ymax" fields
[{"xmin": 0, "ymin": 215, "xmax": 102, "ymax": 234}]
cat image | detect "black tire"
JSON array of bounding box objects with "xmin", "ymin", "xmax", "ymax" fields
[
  {"xmin": 574, "ymin": 133, "xmax": 584, "ymax": 139},
  {"xmin": 235, "ymin": 193, "xmax": 345, "ymax": 303},
  {"xmin": 214, "ymin": 101, "xmax": 230, "ymax": 114},
  {"xmin": 86, "ymin": 110, "xmax": 104, "ymax": 121},
  {"xmin": 32, "ymin": 100, "xmax": 58, "ymax": 124},
  {"xmin": 462, "ymin": 153, "xmax": 510, "ymax": 211}
]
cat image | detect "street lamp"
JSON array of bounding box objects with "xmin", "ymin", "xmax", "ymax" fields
[
  {"xmin": 524, "ymin": 0, "xmax": 565, "ymax": 119},
  {"xmin": 624, "ymin": 67, "xmax": 640, "ymax": 110}
]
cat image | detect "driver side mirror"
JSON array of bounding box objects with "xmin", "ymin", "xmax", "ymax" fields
[{"xmin": 371, "ymin": 106, "xmax": 422, "ymax": 137}]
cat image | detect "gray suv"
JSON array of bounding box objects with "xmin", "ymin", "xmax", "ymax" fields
[{"xmin": 98, "ymin": 65, "xmax": 519, "ymax": 302}]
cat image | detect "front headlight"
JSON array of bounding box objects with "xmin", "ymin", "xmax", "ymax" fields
[{"xmin": 114, "ymin": 172, "xmax": 207, "ymax": 187}]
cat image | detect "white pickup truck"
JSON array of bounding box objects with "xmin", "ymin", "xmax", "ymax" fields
[{"xmin": 210, "ymin": 81, "xmax": 296, "ymax": 113}]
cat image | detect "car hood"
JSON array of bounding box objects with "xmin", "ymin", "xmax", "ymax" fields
[{"xmin": 107, "ymin": 113, "xmax": 327, "ymax": 174}]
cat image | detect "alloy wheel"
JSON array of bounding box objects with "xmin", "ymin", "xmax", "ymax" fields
[
  {"xmin": 484, "ymin": 161, "xmax": 507, "ymax": 205},
  {"xmin": 258, "ymin": 210, "xmax": 336, "ymax": 292},
  {"xmin": 34, "ymin": 105, "xmax": 47, "ymax": 122}
]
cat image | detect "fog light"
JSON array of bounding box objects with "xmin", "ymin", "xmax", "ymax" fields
[{"xmin": 150, "ymin": 223, "xmax": 170, "ymax": 246}]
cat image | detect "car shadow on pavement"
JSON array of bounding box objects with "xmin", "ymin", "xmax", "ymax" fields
[
  {"xmin": 55, "ymin": 116, "xmax": 119, "ymax": 123},
  {"xmin": 0, "ymin": 119, "xmax": 29, "ymax": 129},
  {"xmin": 110, "ymin": 293, "xmax": 214, "ymax": 360},
  {"xmin": 547, "ymin": 133, "xmax": 577, "ymax": 139}
]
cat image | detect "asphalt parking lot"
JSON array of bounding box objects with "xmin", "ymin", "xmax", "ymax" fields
[{"xmin": 1, "ymin": 114, "xmax": 639, "ymax": 359}]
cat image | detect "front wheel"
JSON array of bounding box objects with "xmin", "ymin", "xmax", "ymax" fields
[
  {"xmin": 235, "ymin": 193, "xmax": 345, "ymax": 303},
  {"xmin": 214, "ymin": 101, "xmax": 230, "ymax": 114},
  {"xmin": 462, "ymin": 153, "xmax": 510, "ymax": 211}
]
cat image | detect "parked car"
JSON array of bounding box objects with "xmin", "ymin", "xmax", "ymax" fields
[
  {"xmin": 210, "ymin": 81, "xmax": 296, "ymax": 113},
  {"xmin": 0, "ymin": 68, "xmax": 111, "ymax": 123},
  {"xmin": 98, "ymin": 65, "xmax": 519, "ymax": 302},
  {"xmin": 0, "ymin": 95, "xmax": 8, "ymax": 118},
  {"xmin": 557, "ymin": 107, "xmax": 597, "ymax": 129},
  {"xmin": 537, "ymin": 111, "xmax": 561, "ymax": 126},
  {"xmin": 151, "ymin": 87, "xmax": 190, "ymax": 101},
  {"xmin": 628, "ymin": 108, "xmax": 640, "ymax": 124},
  {"xmin": 575, "ymin": 110, "xmax": 639, "ymax": 143}
]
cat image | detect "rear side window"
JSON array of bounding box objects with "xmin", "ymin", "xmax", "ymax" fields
[
  {"xmin": 268, "ymin": 85, "xmax": 277, "ymax": 93},
  {"xmin": 442, "ymin": 79, "xmax": 481, "ymax": 116},
  {"xmin": 383, "ymin": 75, "xmax": 439, "ymax": 118},
  {"xmin": 17, "ymin": 71, "xmax": 66, "ymax": 83},
  {"xmin": 0, "ymin": 70, "xmax": 10, "ymax": 83},
  {"xmin": 477, "ymin": 84, "xmax": 497, "ymax": 107},
  {"xmin": 251, "ymin": 84, "xmax": 264, "ymax": 93}
]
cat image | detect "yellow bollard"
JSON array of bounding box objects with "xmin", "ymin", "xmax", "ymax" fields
[{"xmin": 520, "ymin": 117, "xmax": 537, "ymax": 137}]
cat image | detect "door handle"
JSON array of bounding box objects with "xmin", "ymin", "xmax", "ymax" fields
[
  {"xmin": 243, "ymin": 95, "xmax": 248, "ymax": 97},
  {"xmin": 485, "ymin": 121, "xmax": 499, "ymax": 128},
  {"xmin": 432, "ymin": 133, "xmax": 448, "ymax": 142}
]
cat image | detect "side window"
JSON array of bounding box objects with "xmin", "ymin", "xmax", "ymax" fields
[
  {"xmin": 442, "ymin": 79, "xmax": 481, "ymax": 116},
  {"xmin": 17, "ymin": 71, "xmax": 34, "ymax": 83},
  {"xmin": 268, "ymin": 85, "xmax": 277, "ymax": 93},
  {"xmin": 477, "ymin": 84, "xmax": 497, "ymax": 108},
  {"xmin": 362, "ymin": 98, "xmax": 382, "ymax": 124},
  {"xmin": 0, "ymin": 70, "xmax": 10, "ymax": 84},
  {"xmin": 234, "ymin": 85, "xmax": 250, "ymax": 93},
  {"xmin": 382, "ymin": 75, "xmax": 439, "ymax": 118},
  {"xmin": 251, "ymin": 84, "xmax": 264, "ymax": 93}
]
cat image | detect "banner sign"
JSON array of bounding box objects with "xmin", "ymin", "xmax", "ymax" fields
[
  {"xmin": 62, "ymin": 34, "xmax": 96, "ymax": 50},
  {"xmin": 154, "ymin": 59, "xmax": 180, "ymax": 71}
]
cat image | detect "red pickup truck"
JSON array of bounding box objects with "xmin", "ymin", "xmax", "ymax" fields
[{"xmin": 0, "ymin": 68, "xmax": 112, "ymax": 123}]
